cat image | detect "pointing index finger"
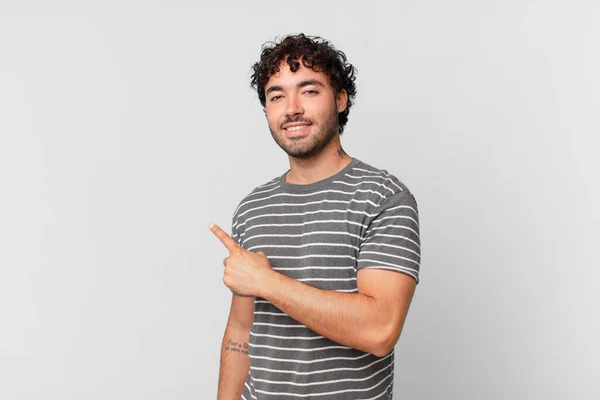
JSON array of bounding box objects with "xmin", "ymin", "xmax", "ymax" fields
[{"xmin": 208, "ymin": 224, "xmax": 239, "ymax": 252}]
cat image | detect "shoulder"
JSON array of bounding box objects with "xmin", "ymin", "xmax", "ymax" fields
[
  {"xmin": 348, "ymin": 159, "xmax": 416, "ymax": 206},
  {"xmin": 231, "ymin": 174, "xmax": 282, "ymax": 223}
]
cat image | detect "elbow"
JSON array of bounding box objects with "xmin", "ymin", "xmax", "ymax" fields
[{"xmin": 368, "ymin": 325, "xmax": 401, "ymax": 357}]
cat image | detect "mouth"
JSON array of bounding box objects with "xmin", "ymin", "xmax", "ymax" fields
[{"xmin": 282, "ymin": 122, "xmax": 312, "ymax": 137}]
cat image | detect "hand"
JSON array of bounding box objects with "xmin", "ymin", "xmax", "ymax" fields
[{"xmin": 209, "ymin": 223, "xmax": 274, "ymax": 297}]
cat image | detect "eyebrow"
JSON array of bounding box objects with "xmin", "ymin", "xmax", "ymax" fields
[{"xmin": 265, "ymin": 79, "xmax": 325, "ymax": 96}]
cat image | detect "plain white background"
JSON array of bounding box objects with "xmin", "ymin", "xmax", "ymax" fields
[{"xmin": 1, "ymin": 1, "xmax": 598, "ymax": 399}]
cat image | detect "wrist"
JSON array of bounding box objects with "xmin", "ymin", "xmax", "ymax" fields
[{"xmin": 256, "ymin": 267, "xmax": 280, "ymax": 299}]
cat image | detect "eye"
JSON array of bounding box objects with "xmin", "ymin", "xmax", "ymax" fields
[
  {"xmin": 269, "ymin": 95, "xmax": 283, "ymax": 102},
  {"xmin": 303, "ymin": 90, "xmax": 318, "ymax": 96}
]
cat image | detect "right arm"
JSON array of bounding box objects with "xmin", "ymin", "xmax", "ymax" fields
[{"xmin": 217, "ymin": 294, "xmax": 254, "ymax": 400}]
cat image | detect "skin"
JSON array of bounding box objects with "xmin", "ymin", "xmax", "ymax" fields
[
  {"xmin": 265, "ymin": 60, "xmax": 353, "ymax": 184},
  {"xmin": 214, "ymin": 60, "xmax": 416, "ymax": 400}
]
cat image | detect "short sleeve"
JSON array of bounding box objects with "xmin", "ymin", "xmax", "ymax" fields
[{"xmin": 357, "ymin": 191, "xmax": 421, "ymax": 283}]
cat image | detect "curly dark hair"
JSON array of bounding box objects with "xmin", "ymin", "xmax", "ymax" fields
[{"xmin": 250, "ymin": 34, "xmax": 357, "ymax": 134}]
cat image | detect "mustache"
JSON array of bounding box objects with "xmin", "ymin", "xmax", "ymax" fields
[{"xmin": 280, "ymin": 116, "xmax": 313, "ymax": 129}]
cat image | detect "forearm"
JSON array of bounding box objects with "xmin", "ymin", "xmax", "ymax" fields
[
  {"xmin": 259, "ymin": 271, "xmax": 396, "ymax": 357},
  {"xmin": 217, "ymin": 325, "xmax": 250, "ymax": 400}
]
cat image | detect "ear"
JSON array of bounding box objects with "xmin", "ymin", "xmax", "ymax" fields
[{"xmin": 336, "ymin": 89, "xmax": 348, "ymax": 113}]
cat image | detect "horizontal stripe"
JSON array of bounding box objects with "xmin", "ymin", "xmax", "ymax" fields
[
  {"xmin": 359, "ymin": 265, "xmax": 419, "ymax": 281},
  {"xmin": 357, "ymin": 259, "xmax": 419, "ymax": 274},
  {"xmin": 254, "ymin": 371, "xmax": 391, "ymax": 397},
  {"xmin": 359, "ymin": 251, "xmax": 420, "ymax": 265},
  {"xmin": 333, "ymin": 179, "xmax": 395, "ymax": 195},
  {"xmin": 370, "ymin": 232, "xmax": 421, "ymax": 249},
  {"xmin": 242, "ymin": 230, "xmax": 362, "ymax": 245},
  {"xmin": 274, "ymin": 266, "xmax": 355, "ymax": 271},
  {"xmin": 243, "ymin": 219, "xmax": 368, "ymax": 235},
  {"xmin": 370, "ymin": 214, "xmax": 419, "ymax": 227},
  {"xmin": 236, "ymin": 188, "xmax": 382, "ymax": 213},
  {"xmin": 361, "ymin": 242, "xmax": 421, "ymax": 258},
  {"xmin": 251, "ymin": 361, "xmax": 391, "ymax": 386},
  {"xmin": 247, "ymin": 242, "xmax": 359, "ymax": 252},
  {"xmin": 253, "ymin": 322, "xmax": 307, "ymax": 328},
  {"xmin": 236, "ymin": 198, "xmax": 379, "ymax": 220},
  {"xmin": 353, "ymin": 168, "xmax": 403, "ymax": 192},
  {"xmin": 235, "ymin": 208, "xmax": 376, "ymax": 229},
  {"xmin": 250, "ymin": 332, "xmax": 325, "ymax": 341},
  {"xmin": 267, "ymin": 254, "xmax": 356, "ymax": 260},
  {"xmin": 298, "ymin": 277, "xmax": 357, "ymax": 282},
  {"xmin": 250, "ymin": 352, "xmax": 371, "ymax": 365},
  {"xmin": 250, "ymin": 352, "xmax": 392, "ymax": 376},
  {"xmin": 249, "ymin": 343, "xmax": 351, "ymax": 352}
]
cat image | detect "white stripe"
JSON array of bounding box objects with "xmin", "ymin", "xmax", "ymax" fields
[
  {"xmin": 268, "ymin": 254, "xmax": 356, "ymax": 260},
  {"xmin": 353, "ymin": 167, "xmax": 404, "ymax": 192},
  {"xmin": 250, "ymin": 332, "xmax": 325, "ymax": 341},
  {"xmin": 236, "ymin": 189, "xmax": 384, "ymax": 213},
  {"xmin": 236, "ymin": 208, "xmax": 376, "ymax": 229},
  {"xmin": 243, "ymin": 219, "xmax": 367, "ymax": 235},
  {"xmin": 245, "ymin": 184, "xmax": 281, "ymax": 198},
  {"xmin": 355, "ymin": 381, "xmax": 393, "ymax": 400},
  {"xmin": 346, "ymin": 173, "xmax": 388, "ymax": 179},
  {"xmin": 370, "ymin": 214, "xmax": 419, "ymax": 227},
  {"xmin": 358, "ymin": 264, "xmax": 419, "ymax": 280},
  {"xmin": 242, "ymin": 230, "xmax": 361, "ymax": 246},
  {"xmin": 251, "ymin": 361, "xmax": 391, "ymax": 387},
  {"xmin": 365, "ymin": 225, "xmax": 419, "ymax": 237},
  {"xmin": 254, "ymin": 369, "xmax": 391, "ymax": 397},
  {"xmin": 247, "ymin": 242, "xmax": 359, "ymax": 252},
  {"xmin": 236, "ymin": 198, "xmax": 378, "ymax": 220},
  {"xmin": 358, "ymin": 259, "xmax": 419, "ymax": 274},
  {"xmin": 369, "ymin": 231, "xmax": 421, "ymax": 247},
  {"xmin": 233, "ymin": 179, "xmax": 279, "ymax": 215},
  {"xmin": 243, "ymin": 381, "xmax": 258, "ymax": 400},
  {"xmin": 250, "ymin": 352, "xmax": 371, "ymax": 364},
  {"xmin": 257, "ymin": 178, "xmax": 280, "ymax": 189},
  {"xmin": 298, "ymin": 277, "xmax": 357, "ymax": 282},
  {"xmin": 352, "ymin": 167, "xmax": 382, "ymax": 175},
  {"xmin": 249, "ymin": 343, "xmax": 351, "ymax": 352},
  {"xmin": 254, "ymin": 311, "xmax": 289, "ymax": 317},
  {"xmin": 253, "ymin": 322, "xmax": 307, "ymax": 328},
  {"xmin": 250, "ymin": 353, "xmax": 392, "ymax": 376},
  {"xmin": 359, "ymin": 251, "xmax": 420, "ymax": 265},
  {"xmin": 274, "ymin": 266, "xmax": 355, "ymax": 271},
  {"xmin": 361, "ymin": 242, "xmax": 421, "ymax": 258},
  {"xmin": 382, "ymin": 204, "xmax": 418, "ymax": 216},
  {"xmin": 334, "ymin": 179, "xmax": 395, "ymax": 195}
]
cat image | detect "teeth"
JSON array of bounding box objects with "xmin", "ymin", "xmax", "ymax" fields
[{"xmin": 287, "ymin": 125, "xmax": 308, "ymax": 131}]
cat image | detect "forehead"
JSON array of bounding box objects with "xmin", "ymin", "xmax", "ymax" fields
[{"xmin": 265, "ymin": 60, "xmax": 331, "ymax": 88}]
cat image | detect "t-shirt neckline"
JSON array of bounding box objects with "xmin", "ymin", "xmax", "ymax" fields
[{"xmin": 278, "ymin": 158, "xmax": 361, "ymax": 193}]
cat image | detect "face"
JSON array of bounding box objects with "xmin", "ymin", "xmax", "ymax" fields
[{"xmin": 264, "ymin": 60, "xmax": 347, "ymax": 159}]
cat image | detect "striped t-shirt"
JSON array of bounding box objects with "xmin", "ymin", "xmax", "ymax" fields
[{"xmin": 231, "ymin": 158, "xmax": 420, "ymax": 399}]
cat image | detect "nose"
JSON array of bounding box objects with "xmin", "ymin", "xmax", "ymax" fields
[{"xmin": 285, "ymin": 95, "xmax": 304, "ymax": 118}]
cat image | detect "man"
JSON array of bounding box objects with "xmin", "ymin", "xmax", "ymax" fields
[{"xmin": 210, "ymin": 34, "xmax": 420, "ymax": 399}]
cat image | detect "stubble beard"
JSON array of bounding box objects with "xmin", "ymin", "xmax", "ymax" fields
[{"xmin": 269, "ymin": 112, "xmax": 339, "ymax": 160}]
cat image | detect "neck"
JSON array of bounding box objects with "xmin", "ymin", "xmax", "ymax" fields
[{"xmin": 285, "ymin": 134, "xmax": 353, "ymax": 185}]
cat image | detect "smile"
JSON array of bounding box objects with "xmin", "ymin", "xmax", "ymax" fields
[{"xmin": 285, "ymin": 125, "xmax": 310, "ymax": 131}]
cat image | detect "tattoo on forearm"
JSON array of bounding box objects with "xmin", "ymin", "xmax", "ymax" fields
[
  {"xmin": 224, "ymin": 338, "xmax": 249, "ymax": 355},
  {"xmin": 337, "ymin": 147, "xmax": 346, "ymax": 157}
]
